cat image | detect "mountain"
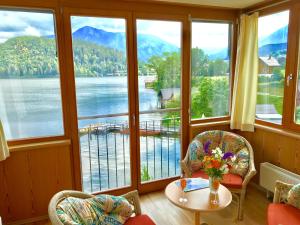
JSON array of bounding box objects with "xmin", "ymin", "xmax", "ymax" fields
[
  {"xmin": 208, "ymin": 48, "xmax": 229, "ymax": 60},
  {"xmin": 72, "ymin": 26, "xmax": 126, "ymax": 52},
  {"xmin": 0, "ymin": 36, "xmax": 126, "ymax": 77},
  {"xmin": 259, "ymin": 43, "xmax": 287, "ymax": 56},
  {"xmin": 259, "ymin": 25, "xmax": 288, "ymax": 47},
  {"xmin": 72, "ymin": 26, "xmax": 178, "ymax": 61},
  {"xmin": 209, "ymin": 25, "xmax": 289, "ymax": 60}
]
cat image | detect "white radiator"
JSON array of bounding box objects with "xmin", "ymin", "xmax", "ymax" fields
[{"xmin": 260, "ymin": 162, "xmax": 300, "ymax": 193}]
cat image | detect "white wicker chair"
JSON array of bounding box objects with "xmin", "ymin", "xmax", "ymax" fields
[{"xmin": 181, "ymin": 130, "xmax": 256, "ymax": 220}]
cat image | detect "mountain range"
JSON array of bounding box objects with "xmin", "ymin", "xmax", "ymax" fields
[
  {"xmin": 70, "ymin": 24, "xmax": 289, "ymax": 60},
  {"xmin": 72, "ymin": 26, "xmax": 178, "ymax": 61}
]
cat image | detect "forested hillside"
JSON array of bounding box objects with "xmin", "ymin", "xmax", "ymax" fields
[{"xmin": 0, "ymin": 36, "xmax": 126, "ymax": 77}]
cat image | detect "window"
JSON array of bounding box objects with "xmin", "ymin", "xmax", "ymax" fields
[
  {"xmin": 0, "ymin": 10, "xmax": 64, "ymax": 140},
  {"xmin": 256, "ymin": 11, "xmax": 289, "ymax": 124},
  {"xmin": 136, "ymin": 19, "xmax": 182, "ymax": 182},
  {"xmin": 190, "ymin": 21, "xmax": 231, "ymax": 120},
  {"xmin": 295, "ymin": 20, "xmax": 300, "ymax": 124}
]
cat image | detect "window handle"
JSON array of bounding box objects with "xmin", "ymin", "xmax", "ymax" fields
[
  {"xmin": 286, "ymin": 74, "xmax": 293, "ymax": 87},
  {"xmin": 131, "ymin": 114, "xmax": 135, "ymax": 127}
]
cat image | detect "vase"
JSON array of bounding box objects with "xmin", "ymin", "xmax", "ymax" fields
[{"xmin": 209, "ymin": 176, "xmax": 220, "ymax": 194}]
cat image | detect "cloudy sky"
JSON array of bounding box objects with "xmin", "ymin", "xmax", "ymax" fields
[
  {"xmin": 0, "ymin": 9, "xmax": 290, "ymax": 48},
  {"xmin": 0, "ymin": 10, "xmax": 55, "ymax": 43},
  {"xmin": 258, "ymin": 10, "xmax": 289, "ymax": 38}
]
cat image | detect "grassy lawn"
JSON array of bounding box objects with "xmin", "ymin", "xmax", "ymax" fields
[
  {"xmin": 257, "ymin": 94, "xmax": 283, "ymax": 115},
  {"xmin": 257, "ymin": 81, "xmax": 284, "ymax": 97}
]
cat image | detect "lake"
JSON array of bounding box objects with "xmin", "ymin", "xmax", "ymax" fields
[{"xmin": 0, "ymin": 77, "xmax": 181, "ymax": 192}]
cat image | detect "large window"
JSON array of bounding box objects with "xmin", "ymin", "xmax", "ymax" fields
[
  {"xmin": 295, "ymin": 19, "xmax": 300, "ymax": 124},
  {"xmin": 190, "ymin": 21, "xmax": 231, "ymax": 120},
  {"xmin": 136, "ymin": 19, "xmax": 182, "ymax": 182},
  {"xmin": 0, "ymin": 10, "xmax": 64, "ymax": 140},
  {"xmin": 256, "ymin": 11, "xmax": 289, "ymax": 124}
]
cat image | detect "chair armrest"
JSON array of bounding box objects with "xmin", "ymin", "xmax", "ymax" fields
[
  {"xmin": 122, "ymin": 190, "xmax": 142, "ymax": 215},
  {"xmin": 241, "ymin": 138, "xmax": 256, "ymax": 188},
  {"xmin": 273, "ymin": 181, "xmax": 294, "ymax": 203},
  {"xmin": 181, "ymin": 150, "xmax": 192, "ymax": 178}
]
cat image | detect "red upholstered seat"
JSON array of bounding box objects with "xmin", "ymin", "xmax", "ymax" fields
[
  {"xmin": 268, "ymin": 203, "xmax": 300, "ymax": 225},
  {"xmin": 192, "ymin": 170, "xmax": 243, "ymax": 189},
  {"xmin": 125, "ymin": 215, "xmax": 156, "ymax": 225}
]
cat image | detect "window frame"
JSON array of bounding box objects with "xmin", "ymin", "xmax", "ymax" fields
[
  {"xmin": 0, "ymin": 6, "xmax": 69, "ymax": 146},
  {"xmin": 255, "ymin": 5, "xmax": 300, "ymax": 132},
  {"xmin": 189, "ymin": 19, "xmax": 235, "ymax": 125}
]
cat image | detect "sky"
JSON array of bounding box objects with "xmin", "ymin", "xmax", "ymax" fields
[
  {"xmin": 258, "ymin": 10, "xmax": 289, "ymax": 38},
  {"xmin": 192, "ymin": 22, "xmax": 229, "ymax": 52},
  {"xmin": 0, "ymin": 10, "xmax": 54, "ymax": 43},
  {"xmin": 0, "ymin": 9, "xmax": 290, "ymax": 47}
]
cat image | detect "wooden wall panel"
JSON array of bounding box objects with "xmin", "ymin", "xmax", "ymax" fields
[
  {"xmin": 0, "ymin": 144, "xmax": 73, "ymax": 224},
  {"xmin": 237, "ymin": 128, "xmax": 300, "ymax": 184}
]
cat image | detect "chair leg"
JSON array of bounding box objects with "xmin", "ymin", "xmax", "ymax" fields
[{"xmin": 238, "ymin": 190, "xmax": 246, "ymax": 220}]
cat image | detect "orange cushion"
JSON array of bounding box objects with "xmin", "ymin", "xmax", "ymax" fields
[
  {"xmin": 191, "ymin": 170, "xmax": 243, "ymax": 189},
  {"xmin": 125, "ymin": 215, "xmax": 156, "ymax": 225},
  {"xmin": 268, "ymin": 203, "xmax": 300, "ymax": 225}
]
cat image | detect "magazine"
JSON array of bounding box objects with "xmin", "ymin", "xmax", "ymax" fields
[{"xmin": 176, "ymin": 178, "xmax": 209, "ymax": 192}]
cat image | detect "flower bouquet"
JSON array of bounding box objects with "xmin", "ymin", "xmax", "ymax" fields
[{"xmin": 202, "ymin": 141, "xmax": 235, "ymax": 194}]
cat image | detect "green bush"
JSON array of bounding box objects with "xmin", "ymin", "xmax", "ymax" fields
[{"xmin": 141, "ymin": 165, "xmax": 152, "ymax": 182}]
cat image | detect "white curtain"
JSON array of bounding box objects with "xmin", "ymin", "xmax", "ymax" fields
[{"xmin": 230, "ymin": 12, "xmax": 259, "ymax": 132}]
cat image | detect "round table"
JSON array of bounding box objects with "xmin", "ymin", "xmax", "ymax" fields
[{"xmin": 165, "ymin": 178, "xmax": 232, "ymax": 225}]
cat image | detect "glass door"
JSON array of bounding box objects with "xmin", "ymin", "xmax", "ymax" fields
[
  {"xmin": 136, "ymin": 19, "xmax": 182, "ymax": 184},
  {"xmin": 70, "ymin": 15, "xmax": 132, "ymax": 193}
]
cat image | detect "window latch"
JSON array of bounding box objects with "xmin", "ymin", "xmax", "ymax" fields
[{"xmin": 286, "ymin": 74, "xmax": 293, "ymax": 87}]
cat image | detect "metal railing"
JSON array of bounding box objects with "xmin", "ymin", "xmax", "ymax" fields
[{"xmin": 79, "ymin": 116, "xmax": 181, "ymax": 193}]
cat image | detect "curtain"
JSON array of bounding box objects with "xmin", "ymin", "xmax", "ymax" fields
[
  {"xmin": 0, "ymin": 120, "xmax": 9, "ymax": 161},
  {"xmin": 230, "ymin": 12, "xmax": 259, "ymax": 132}
]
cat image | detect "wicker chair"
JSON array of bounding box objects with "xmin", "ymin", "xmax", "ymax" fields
[
  {"xmin": 181, "ymin": 130, "xmax": 256, "ymax": 220},
  {"xmin": 48, "ymin": 190, "xmax": 155, "ymax": 225},
  {"xmin": 267, "ymin": 181, "xmax": 300, "ymax": 225}
]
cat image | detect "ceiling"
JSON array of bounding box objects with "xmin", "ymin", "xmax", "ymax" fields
[{"xmin": 151, "ymin": 0, "xmax": 267, "ymax": 9}]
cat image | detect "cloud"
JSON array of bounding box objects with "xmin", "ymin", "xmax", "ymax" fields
[
  {"xmin": 192, "ymin": 22, "xmax": 229, "ymax": 51},
  {"xmin": 71, "ymin": 16, "xmax": 126, "ymax": 33},
  {"xmin": 0, "ymin": 10, "xmax": 54, "ymax": 43},
  {"xmin": 258, "ymin": 10, "xmax": 289, "ymax": 38},
  {"xmin": 136, "ymin": 20, "xmax": 181, "ymax": 47}
]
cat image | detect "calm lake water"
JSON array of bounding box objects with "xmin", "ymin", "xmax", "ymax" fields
[{"xmin": 0, "ymin": 77, "xmax": 181, "ymax": 192}]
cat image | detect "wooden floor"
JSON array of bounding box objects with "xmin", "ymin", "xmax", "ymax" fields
[
  {"xmin": 27, "ymin": 184, "xmax": 270, "ymax": 225},
  {"xmin": 139, "ymin": 184, "xmax": 270, "ymax": 225}
]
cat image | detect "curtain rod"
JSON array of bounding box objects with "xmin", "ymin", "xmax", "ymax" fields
[{"xmin": 247, "ymin": 0, "xmax": 290, "ymax": 14}]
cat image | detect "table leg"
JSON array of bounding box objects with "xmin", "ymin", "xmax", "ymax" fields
[{"xmin": 195, "ymin": 212, "xmax": 200, "ymax": 225}]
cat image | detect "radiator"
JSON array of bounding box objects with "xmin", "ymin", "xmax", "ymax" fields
[{"xmin": 260, "ymin": 162, "xmax": 300, "ymax": 193}]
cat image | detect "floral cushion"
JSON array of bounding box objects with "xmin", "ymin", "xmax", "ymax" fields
[
  {"xmin": 189, "ymin": 131, "xmax": 249, "ymax": 175},
  {"xmin": 220, "ymin": 132, "xmax": 246, "ymax": 154},
  {"xmin": 189, "ymin": 139, "xmax": 204, "ymax": 172},
  {"xmin": 56, "ymin": 194, "xmax": 133, "ymax": 225},
  {"xmin": 195, "ymin": 130, "xmax": 223, "ymax": 153},
  {"xmin": 229, "ymin": 147, "xmax": 249, "ymax": 177},
  {"xmin": 287, "ymin": 183, "xmax": 300, "ymax": 209}
]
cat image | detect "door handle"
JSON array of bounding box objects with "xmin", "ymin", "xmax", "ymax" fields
[
  {"xmin": 286, "ymin": 74, "xmax": 293, "ymax": 87},
  {"xmin": 131, "ymin": 114, "xmax": 135, "ymax": 127}
]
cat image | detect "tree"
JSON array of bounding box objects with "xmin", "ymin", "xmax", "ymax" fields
[
  {"xmin": 208, "ymin": 59, "xmax": 228, "ymax": 76},
  {"xmin": 191, "ymin": 48, "xmax": 209, "ymax": 77},
  {"xmin": 147, "ymin": 52, "xmax": 181, "ymax": 92},
  {"xmin": 191, "ymin": 77, "xmax": 229, "ymax": 119}
]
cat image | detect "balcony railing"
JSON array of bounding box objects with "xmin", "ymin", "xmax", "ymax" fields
[{"xmin": 79, "ymin": 116, "xmax": 181, "ymax": 193}]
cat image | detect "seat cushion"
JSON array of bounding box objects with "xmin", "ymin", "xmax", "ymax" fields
[
  {"xmin": 192, "ymin": 170, "xmax": 243, "ymax": 189},
  {"xmin": 268, "ymin": 203, "xmax": 300, "ymax": 225},
  {"xmin": 125, "ymin": 215, "xmax": 156, "ymax": 225}
]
